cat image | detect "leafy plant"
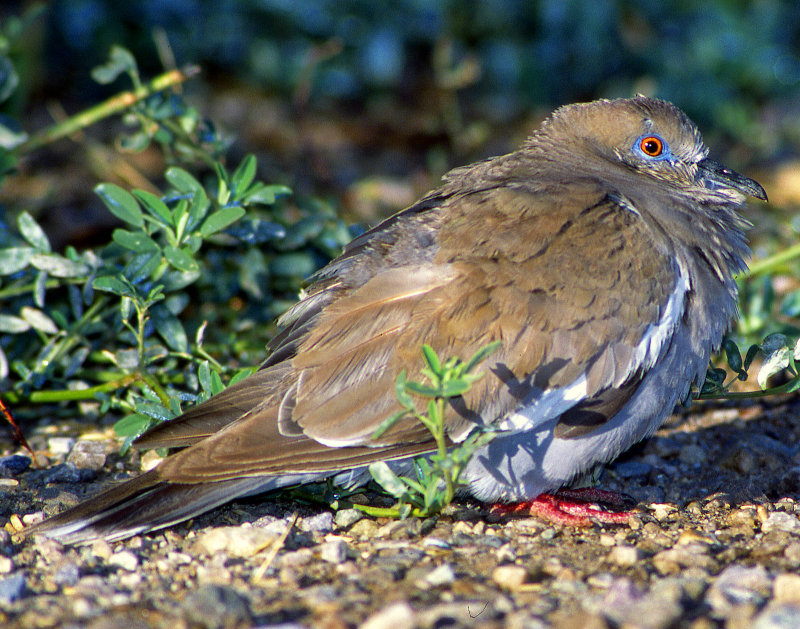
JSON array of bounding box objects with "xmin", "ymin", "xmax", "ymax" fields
[{"xmin": 363, "ymin": 341, "xmax": 501, "ymax": 518}]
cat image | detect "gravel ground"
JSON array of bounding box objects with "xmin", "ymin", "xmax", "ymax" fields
[{"xmin": 2, "ymin": 396, "xmax": 800, "ymax": 628}]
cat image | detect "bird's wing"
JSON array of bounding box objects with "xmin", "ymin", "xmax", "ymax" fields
[{"xmin": 141, "ymin": 177, "xmax": 680, "ymax": 486}]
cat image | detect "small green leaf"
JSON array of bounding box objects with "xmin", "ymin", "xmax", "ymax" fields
[
  {"xmin": 368, "ymin": 462, "xmax": 409, "ymax": 499},
  {"xmin": 29, "ymin": 253, "xmax": 89, "ymax": 277},
  {"xmin": 230, "ymin": 154, "xmax": 257, "ymax": 197},
  {"xmin": 463, "ymin": 340, "xmax": 502, "ymax": 374},
  {"xmin": 113, "ymin": 414, "xmax": 153, "ymax": 438},
  {"xmin": 93, "ymin": 275, "xmax": 135, "ymax": 298},
  {"xmin": 744, "ymin": 344, "xmax": 760, "ymax": 371},
  {"xmin": 0, "ymin": 246, "xmax": 34, "ymax": 275},
  {"xmin": 243, "ymin": 183, "xmax": 292, "ymax": 205},
  {"xmin": 421, "ymin": 345, "xmax": 442, "ymax": 376},
  {"xmin": 199, "ymin": 207, "xmax": 246, "ymax": 237},
  {"xmin": 758, "ymin": 346, "xmax": 790, "ymax": 390},
  {"xmin": 95, "ymin": 183, "xmax": 144, "ymax": 227},
  {"xmin": 163, "ymin": 246, "xmax": 199, "ymax": 272},
  {"xmin": 0, "ymin": 314, "xmax": 30, "ymax": 333},
  {"xmin": 723, "ymin": 338, "xmax": 743, "ymax": 373},
  {"xmin": 17, "ymin": 212, "xmax": 50, "ymax": 251},
  {"xmin": 166, "ymin": 167, "xmax": 204, "ymax": 194},
  {"xmin": 133, "ymin": 189, "xmax": 172, "ymax": 225},
  {"xmin": 150, "ymin": 303, "xmax": 189, "ymax": 352},
  {"xmin": 404, "ymin": 381, "xmax": 441, "ymax": 397},
  {"xmin": 372, "ymin": 410, "xmax": 409, "ymax": 440},
  {"xmin": 439, "ymin": 379, "xmax": 472, "ymax": 398},
  {"xmin": 91, "ymin": 45, "xmax": 137, "ymax": 84},
  {"xmin": 394, "ymin": 371, "xmax": 414, "ymax": 409},
  {"xmin": 112, "ymin": 228, "xmax": 160, "ymax": 253},
  {"xmin": 20, "ymin": 306, "xmax": 58, "ymax": 334}
]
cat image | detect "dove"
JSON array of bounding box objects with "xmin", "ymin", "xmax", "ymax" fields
[{"xmin": 27, "ymin": 96, "xmax": 766, "ymax": 543}]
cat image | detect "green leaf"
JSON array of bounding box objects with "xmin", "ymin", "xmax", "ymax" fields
[
  {"xmin": 17, "ymin": 212, "xmax": 50, "ymax": 251},
  {"xmin": 150, "ymin": 303, "xmax": 189, "ymax": 353},
  {"xmin": 165, "ymin": 167, "xmax": 204, "ymax": 194},
  {"xmin": 133, "ymin": 189, "xmax": 172, "ymax": 225},
  {"xmin": 404, "ymin": 381, "xmax": 441, "ymax": 397},
  {"xmin": 199, "ymin": 206, "xmax": 246, "ymax": 237},
  {"xmin": 0, "ymin": 314, "xmax": 30, "ymax": 333},
  {"xmin": 112, "ymin": 228, "xmax": 160, "ymax": 253},
  {"xmin": 421, "ymin": 345, "xmax": 442, "ymax": 377},
  {"xmin": 93, "ymin": 275, "xmax": 135, "ymax": 298},
  {"xmin": 0, "ymin": 56, "xmax": 19, "ymax": 104},
  {"xmin": 744, "ymin": 344, "xmax": 760, "ymax": 371},
  {"xmin": 0, "ymin": 246, "xmax": 34, "ymax": 275},
  {"xmin": 243, "ymin": 183, "xmax": 292, "ymax": 205},
  {"xmin": 20, "ymin": 306, "xmax": 58, "ymax": 334},
  {"xmin": 439, "ymin": 379, "xmax": 472, "ymax": 398},
  {"xmin": 230, "ymin": 154, "xmax": 257, "ymax": 197},
  {"xmin": 119, "ymin": 131, "xmax": 151, "ymax": 152},
  {"xmin": 758, "ymin": 346, "xmax": 790, "ymax": 390},
  {"xmin": 163, "ymin": 246, "xmax": 199, "ymax": 273},
  {"xmin": 394, "ymin": 371, "xmax": 414, "ymax": 409},
  {"xmin": 463, "ymin": 340, "xmax": 502, "ymax": 374},
  {"xmin": 91, "ymin": 45, "xmax": 137, "ymax": 84},
  {"xmin": 723, "ymin": 338, "xmax": 743, "ymax": 373},
  {"xmin": 113, "ymin": 414, "xmax": 153, "ymax": 438},
  {"xmin": 95, "ymin": 183, "xmax": 144, "ymax": 227},
  {"xmin": 368, "ymin": 462, "xmax": 409, "ymax": 499},
  {"xmin": 372, "ymin": 410, "xmax": 409, "ymax": 440},
  {"xmin": 29, "ymin": 253, "xmax": 89, "ymax": 277}
]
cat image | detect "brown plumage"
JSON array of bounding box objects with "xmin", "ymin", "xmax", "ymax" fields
[{"xmin": 28, "ymin": 96, "xmax": 766, "ymax": 543}]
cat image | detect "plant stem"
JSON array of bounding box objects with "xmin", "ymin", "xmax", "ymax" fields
[
  {"xmin": 16, "ymin": 66, "xmax": 201, "ymax": 154},
  {"xmin": 738, "ymin": 242, "xmax": 800, "ymax": 279}
]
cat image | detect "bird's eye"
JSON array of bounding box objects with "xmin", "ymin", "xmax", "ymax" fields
[{"xmin": 639, "ymin": 136, "xmax": 663, "ymax": 157}]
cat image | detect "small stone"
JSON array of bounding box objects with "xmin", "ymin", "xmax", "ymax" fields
[
  {"xmin": 679, "ymin": 444, "xmax": 706, "ymax": 465},
  {"xmin": 182, "ymin": 585, "xmax": 252, "ymax": 628},
  {"xmin": 0, "ymin": 572, "xmax": 26, "ymax": 603},
  {"xmin": 47, "ymin": 437, "xmax": 75, "ymax": 456},
  {"xmin": 53, "ymin": 562, "xmax": 80, "ymax": 587},
  {"xmin": 612, "ymin": 461, "xmax": 651, "ymax": 478},
  {"xmin": 540, "ymin": 528, "xmax": 557, "ymax": 540},
  {"xmin": 334, "ymin": 508, "xmax": 364, "ymax": 528},
  {"xmin": 108, "ymin": 550, "xmax": 139, "ymax": 571},
  {"xmin": 279, "ymin": 548, "xmax": 314, "ymax": 568},
  {"xmin": 319, "ymin": 538, "xmax": 349, "ymax": 564},
  {"xmin": 360, "ymin": 601, "xmax": 415, "ymax": 629},
  {"xmin": 752, "ymin": 603, "xmax": 800, "ymax": 629},
  {"xmin": 0, "ymin": 455, "xmax": 31, "ymax": 477},
  {"xmin": 774, "ymin": 574, "xmax": 800, "ymax": 603},
  {"xmin": 195, "ymin": 526, "xmax": 279, "ymax": 557},
  {"xmin": 706, "ymin": 565, "xmax": 771, "ymax": 615},
  {"xmin": 0, "ymin": 557, "xmax": 13, "ymax": 574},
  {"xmin": 607, "ymin": 544, "xmax": 642, "ymax": 566},
  {"xmin": 66, "ymin": 440, "xmax": 107, "ymax": 470},
  {"xmin": 785, "ymin": 542, "xmax": 800, "ymax": 562},
  {"xmin": 348, "ymin": 518, "xmax": 379, "ymax": 538},
  {"xmin": 492, "ymin": 565, "xmax": 527, "ymax": 590},
  {"xmin": 21, "ymin": 512, "xmax": 45, "ymax": 526},
  {"xmin": 422, "ymin": 563, "xmax": 456, "ymax": 587},
  {"xmin": 299, "ymin": 511, "xmax": 333, "ymax": 533},
  {"xmin": 43, "ymin": 462, "xmax": 96, "ymax": 484},
  {"xmin": 650, "ymin": 503, "xmax": 677, "ymax": 520},
  {"xmin": 90, "ymin": 539, "xmax": 113, "ymax": 561},
  {"xmin": 762, "ymin": 512, "xmax": 800, "ymax": 535},
  {"xmin": 139, "ymin": 449, "xmax": 165, "ymax": 472},
  {"xmin": 599, "ymin": 534, "xmax": 616, "ymax": 547}
]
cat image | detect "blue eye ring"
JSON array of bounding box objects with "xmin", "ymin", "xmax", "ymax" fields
[{"xmin": 633, "ymin": 134, "xmax": 671, "ymax": 161}]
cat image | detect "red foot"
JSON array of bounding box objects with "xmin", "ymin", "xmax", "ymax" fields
[{"xmin": 491, "ymin": 488, "xmax": 636, "ymax": 527}]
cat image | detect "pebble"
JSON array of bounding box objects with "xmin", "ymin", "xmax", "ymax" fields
[
  {"xmin": 298, "ymin": 511, "xmax": 333, "ymax": 533},
  {"xmin": 0, "ymin": 455, "xmax": 31, "ymax": 477},
  {"xmin": 706, "ymin": 565, "xmax": 772, "ymax": 614},
  {"xmin": 653, "ymin": 543, "xmax": 714, "ymax": 574},
  {"xmin": 53, "ymin": 562, "xmax": 80, "ymax": 587},
  {"xmin": 678, "ymin": 443, "xmax": 706, "ymax": 465},
  {"xmin": 422, "ymin": 563, "xmax": 456, "ymax": 587},
  {"xmin": 774, "ymin": 574, "xmax": 800, "ymax": 604},
  {"xmin": 360, "ymin": 601, "xmax": 415, "ymax": 629},
  {"xmin": 333, "ymin": 508, "xmax": 364, "ymax": 528},
  {"xmin": 47, "ymin": 437, "xmax": 75, "ymax": 456},
  {"xmin": 0, "ymin": 572, "xmax": 26, "ymax": 603},
  {"xmin": 181, "ymin": 585, "xmax": 252, "ymax": 628},
  {"xmin": 43, "ymin": 463, "xmax": 96, "ymax": 484},
  {"xmin": 752, "ymin": 603, "xmax": 800, "ymax": 629},
  {"xmin": 492, "ymin": 565, "xmax": 527, "ymax": 590},
  {"xmin": 319, "ymin": 538, "xmax": 349, "ymax": 564},
  {"xmin": 108, "ymin": 550, "xmax": 139, "ymax": 571},
  {"xmin": 612, "ymin": 461, "xmax": 651, "ymax": 478},
  {"xmin": 762, "ymin": 512, "xmax": 800, "ymax": 535},
  {"xmin": 66, "ymin": 440, "xmax": 107, "ymax": 470},
  {"xmin": 607, "ymin": 544, "xmax": 641, "ymax": 566},
  {"xmin": 194, "ymin": 526, "xmax": 280, "ymax": 557},
  {"xmin": 0, "ymin": 556, "xmax": 13, "ymax": 573}
]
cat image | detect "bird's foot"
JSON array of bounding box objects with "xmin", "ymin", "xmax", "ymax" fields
[{"xmin": 491, "ymin": 488, "xmax": 636, "ymax": 527}]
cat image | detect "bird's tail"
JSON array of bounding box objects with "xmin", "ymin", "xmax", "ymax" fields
[{"xmin": 23, "ymin": 471, "xmax": 292, "ymax": 544}]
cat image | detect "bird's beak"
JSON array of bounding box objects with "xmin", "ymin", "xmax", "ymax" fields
[{"xmin": 697, "ymin": 158, "xmax": 768, "ymax": 201}]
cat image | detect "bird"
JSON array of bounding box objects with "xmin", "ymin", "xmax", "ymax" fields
[{"xmin": 27, "ymin": 96, "xmax": 767, "ymax": 543}]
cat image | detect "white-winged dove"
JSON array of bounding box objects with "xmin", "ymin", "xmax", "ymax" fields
[{"xmin": 28, "ymin": 96, "xmax": 767, "ymax": 543}]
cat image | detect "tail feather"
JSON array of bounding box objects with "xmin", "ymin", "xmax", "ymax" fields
[{"xmin": 24, "ymin": 472, "xmax": 292, "ymax": 544}]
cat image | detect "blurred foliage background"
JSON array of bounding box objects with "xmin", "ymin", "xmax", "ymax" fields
[{"xmin": 1, "ymin": 0, "xmax": 800, "ymax": 437}]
